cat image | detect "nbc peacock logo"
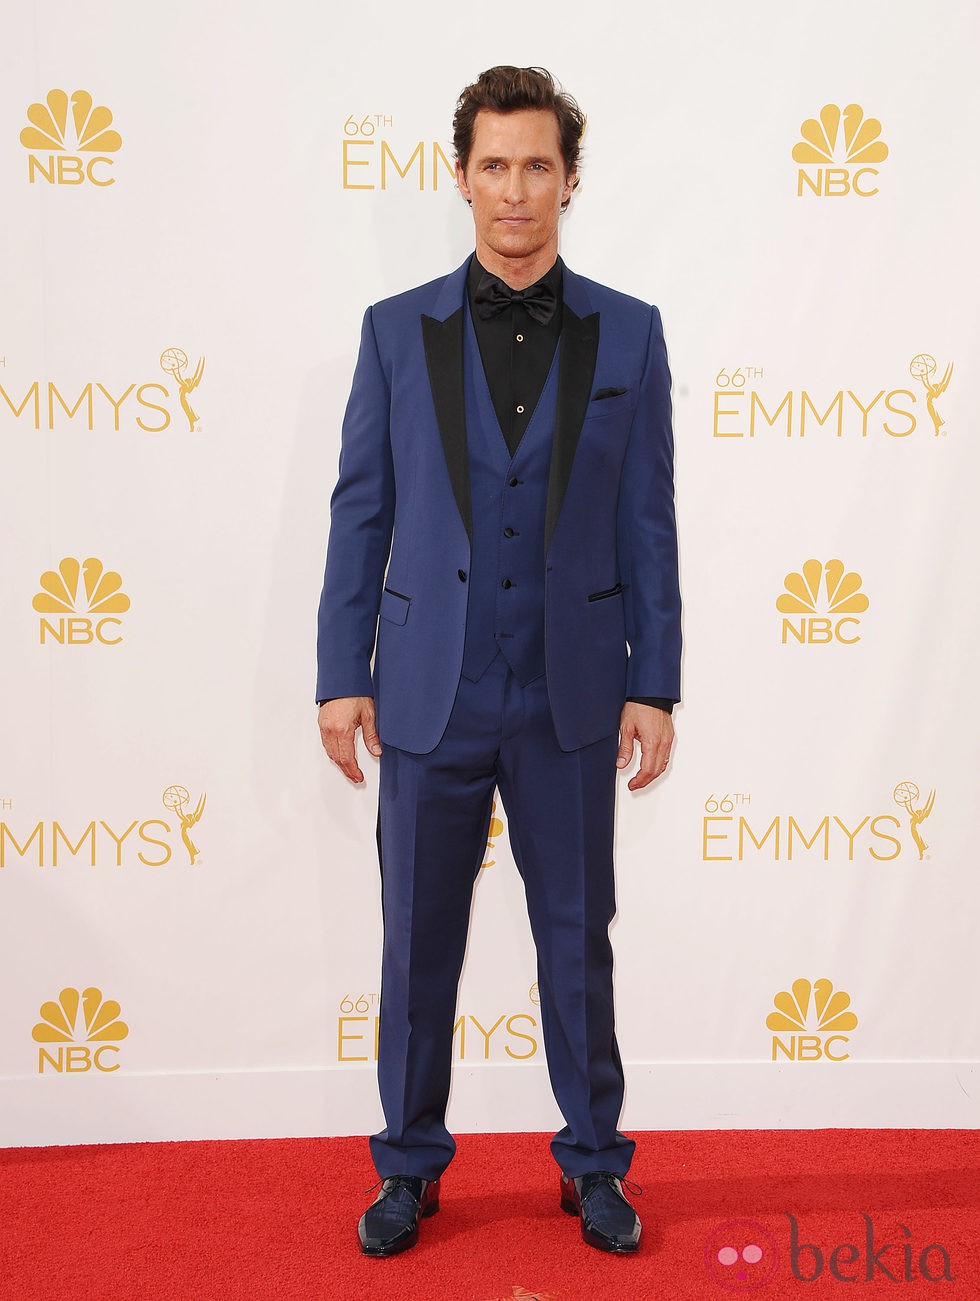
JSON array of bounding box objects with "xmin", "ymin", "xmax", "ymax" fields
[
  {"xmin": 20, "ymin": 89, "xmax": 122, "ymax": 186},
  {"xmin": 33, "ymin": 986, "xmax": 129, "ymax": 1073},
  {"xmin": 767, "ymin": 978, "xmax": 858, "ymax": 1062},
  {"xmin": 793, "ymin": 103, "xmax": 888, "ymax": 198},
  {"xmin": 33, "ymin": 557, "xmax": 130, "ymax": 646},
  {"xmin": 776, "ymin": 559, "xmax": 869, "ymax": 646}
]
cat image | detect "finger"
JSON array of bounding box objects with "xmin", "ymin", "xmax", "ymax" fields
[
  {"xmin": 628, "ymin": 735, "xmax": 659, "ymax": 790},
  {"xmin": 321, "ymin": 726, "xmax": 364, "ymax": 784},
  {"xmin": 361, "ymin": 714, "xmax": 383, "ymax": 758},
  {"xmin": 616, "ymin": 722, "xmax": 636, "ymax": 769},
  {"xmin": 635, "ymin": 735, "xmax": 672, "ymax": 789}
]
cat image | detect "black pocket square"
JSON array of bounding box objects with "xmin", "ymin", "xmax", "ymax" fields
[{"xmin": 592, "ymin": 386, "xmax": 629, "ymax": 401}]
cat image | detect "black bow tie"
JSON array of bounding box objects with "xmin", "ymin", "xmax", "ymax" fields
[{"xmin": 473, "ymin": 271, "xmax": 558, "ymax": 325}]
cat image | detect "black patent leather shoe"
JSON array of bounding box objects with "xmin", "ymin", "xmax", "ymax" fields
[
  {"xmin": 560, "ymin": 1171, "xmax": 641, "ymax": 1253},
  {"xmin": 358, "ymin": 1175, "xmax": 440, "ymax": 1257}
]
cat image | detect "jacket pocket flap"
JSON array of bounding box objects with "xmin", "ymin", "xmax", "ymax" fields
[
  {"xmin": 587, "ymin": 582, "xmax": 627, "ymax": 603},
  {"xmin": 380, "ymin": 586, "xmax": 410, "ymax": 625}
]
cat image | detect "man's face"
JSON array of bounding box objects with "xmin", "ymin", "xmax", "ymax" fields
[{"xmin": 456, "ymin": 109, "xmax": 575, "ymax": 274}]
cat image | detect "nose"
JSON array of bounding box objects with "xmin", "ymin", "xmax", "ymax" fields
[{"xmin": 502, "ymin": 168, "xmax": 526, "ymax": 205}]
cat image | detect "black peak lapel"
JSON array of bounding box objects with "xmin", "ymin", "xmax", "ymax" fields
[
  {"xmin": 421, "ymin": 310, "xmax": 472, "ymax": 543},
  {"xmin": 545, "ymin": 307, "xmax": 599, "ymax": 551}
]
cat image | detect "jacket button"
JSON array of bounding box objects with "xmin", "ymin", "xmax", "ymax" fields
[
  {"xmin": 458, "ymin": 569, "xmax": 467, "ymax": 582},
  {"xmin": 503, "ymin": 527, "xmax": 515, "ymax": 538},
  {"xmin": 508, "ymin": 476, "xmax": 520, "ymax": 487},
  {"xmin": 501, "ymin": 578, "xmax": 513, "ymax": 589}
]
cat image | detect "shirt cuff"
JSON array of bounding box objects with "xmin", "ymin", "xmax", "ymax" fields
[{"xmin": 626, "ymin": 696, "xmax": 675, "ymax": 714}]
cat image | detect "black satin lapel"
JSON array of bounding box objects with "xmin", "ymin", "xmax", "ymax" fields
[
  {"xmin": 421, "ymin": 310, "xmax": 472, "ymax": 542},
  {"xmin": 545, "ymin": 308, "xmax": 599, "ymax": 551}
]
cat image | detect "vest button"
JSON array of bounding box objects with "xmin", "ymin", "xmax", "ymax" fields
[
  {"xmin": 508, "ymin": 476, "xmax": 520, "ymax": 487},
  {"xmin": 503, "ymin": 527, "xmax": 515, "ymax": 538},
  {"xmin": 457, "ymin": 569, "xmax": 467, "ymax": 582},
  {"xmin": 501, "ymin": 578, "xmax": 513, "ymax": 589}
]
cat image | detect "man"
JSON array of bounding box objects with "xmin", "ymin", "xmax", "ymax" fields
[{"xmin": 316, "ymin": 66, "xmax": 681, "ymax": 1257}]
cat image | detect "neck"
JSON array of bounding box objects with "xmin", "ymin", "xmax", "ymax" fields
[{"xmin": 474, "ymin": 240, "xmax": 559, "ymax": 290}]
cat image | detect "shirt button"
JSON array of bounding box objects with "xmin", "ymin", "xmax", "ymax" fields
[
  {"xmin": 516, "ymin": 405, "xmax": 524, "ymax": 414},
  {"xmin": 457, "ymin": 569, "xmax": 467, "ymax": 582},
  {"xmin": 503, "ymin": 527, "xmax": 515, "ymax": 538},
  {"xmin": 516, "ymin": 333, "xmax": 524, "ymax": 343},
  {"xmin": 501, "ymin": 578, "xmax": 513, "ymax": 589},
  {"xmin": 508, "ymin": 476, "xmax": 520, "ymax": 487}
]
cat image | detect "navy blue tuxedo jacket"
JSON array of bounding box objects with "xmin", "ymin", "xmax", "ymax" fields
[{"xmin": 316, "ymin": 257, "xmax": 681, "ymax": 754}]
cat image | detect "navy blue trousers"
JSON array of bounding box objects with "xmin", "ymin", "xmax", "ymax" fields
[{"xmin": 371, "ymin": 652, "xmax": 634, "ymax": 1180}]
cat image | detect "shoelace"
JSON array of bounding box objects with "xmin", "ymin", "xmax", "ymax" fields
[
  {"xmin": 361, "ymin": 1175, "xmax": 423, "ymax": 1200},
  {"xmin": 581, "ymin": 1172, "xmax": 644, "ymax": 1199}
]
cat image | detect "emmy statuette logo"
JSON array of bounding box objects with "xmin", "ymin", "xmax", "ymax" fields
[
  {"xmin": 160, "ymin": 348, "xmax": 205, "ymax": 432},
  {"xmin": 909, "ymin": 355, "xmax": 953, "ymax": 436},
  {"xmin": 163, "ymin": 785, "xmax": 207, "ymax": 865},
  {"xmin": 893, "ymin": 782, "xmax": 935, "ymax": 861}
]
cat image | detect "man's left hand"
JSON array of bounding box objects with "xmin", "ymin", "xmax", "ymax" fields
[{"xmin": 617, "ymin": 703, "xmax": 673, "ymax": 791}]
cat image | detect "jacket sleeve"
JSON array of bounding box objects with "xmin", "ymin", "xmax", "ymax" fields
[
  {"xmin": 315, "ymin": 306, "xmax": 395, "ymax": 700},
  {"xmin": 616, "ymin": 305, "xmax": 682, "ymax": 701}
]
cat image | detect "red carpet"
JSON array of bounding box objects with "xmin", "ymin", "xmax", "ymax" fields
[{"xmin": 1, "ymin": 1130, "xmax": 977, "ymax": 1299}]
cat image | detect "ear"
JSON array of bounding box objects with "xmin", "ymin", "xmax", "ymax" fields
[
  {"xmin": 562, "ymin": 167, "xmax": 578, "ymax": 206},
  {"xmin": 455, "ymin": 161, "xmax": 472, "ymax": 203}
]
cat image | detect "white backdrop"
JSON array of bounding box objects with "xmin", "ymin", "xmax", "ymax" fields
[{"xmin": 1, "ymin": 0, "xmax": 978, "ymax": 1147}]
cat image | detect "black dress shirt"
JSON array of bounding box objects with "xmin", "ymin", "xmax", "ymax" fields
[{"xmin": 466, "ymin": 257, "xmax": 674, "ymax": 716}]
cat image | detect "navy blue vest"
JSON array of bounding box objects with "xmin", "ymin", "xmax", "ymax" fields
[{"xmin": 460, "ymin": 309, "xmax": 559, "ymax": 685}]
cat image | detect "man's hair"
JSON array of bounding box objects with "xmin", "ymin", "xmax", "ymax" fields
[{"xmin": 453, "ymin": 66, "xmax": 585, "ymax": 204}]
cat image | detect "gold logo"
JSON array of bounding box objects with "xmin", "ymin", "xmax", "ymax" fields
[
  {"xmin": 33, "ymin": 557, "xmax": 129, "ymax": 646},
  {"xmin": 337, "ymin": 990, "xmax": 538, "ymax": 1063},
  {"xmin": 909, "ymin": 355, "xmax": 953, "ymax": 436},
  {"xmin": 713, "ymin": 359, "xmax": 950, "ymax": 441},
  {"xmin": 33, "ymin": 557, "xmax": 129, "ymax": 615},
  {"xmin": 1, "ymin": 782, "xmax": 208, "ymax": 869},
  {"xmin": 793, "ymin": 104, "xmax": 888, "ymax": 198},
  {"xmin": 702, "ymin": 786, "xmax": 934, "ymax": 863},
  {"xmin": 482, "ymin": 798, "xmax": 504, "ymax": 868},
  {"xmin": 342, "ymin": 113, "xmax": 454, "ymax": 191},
  {"xmin": 894, "ymin": 781, "xmax": 935, "ymax": 861},
  {"xmin": 33, "ymin": 986, "xmax": 128, "ymax": 1073},
  {"xmin": 163, "ymin": 785, "xmax": 206, "ymax": 865},
  {"xmin": 20, "ymin": 90, "xmax": 121, "ymax": 186},
  {"xmin": 33, "ymin": 987, "xmax": 128, "ymax": 1042},
  {"xmin": 1, "ymin": 350, "xmax": 205, "ymax": 433},
  {"xmin": 160, "ymin": 348, "xmax": 205, "ymax": 432},
  {"xmin": 776, "ymin": 559, "xmax": 868, "ymax": 645},
  {"xmin": 767, "ymin": 978, "xmax": 857, "ymax": 1062}
]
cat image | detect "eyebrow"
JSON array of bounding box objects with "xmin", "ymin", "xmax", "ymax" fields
[{"xmin": 475, "ymin": 154, "xmax": 556, "ymax": 167}]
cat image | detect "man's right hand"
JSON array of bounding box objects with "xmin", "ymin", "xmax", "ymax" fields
[{"xmin": 318, "ymin": 697, "xmax": 382, "ymax": 784}]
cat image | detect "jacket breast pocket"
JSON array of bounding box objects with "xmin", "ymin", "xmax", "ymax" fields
[
  {"xmin": 380, "ymin": 586, "xmax": 411, "ymax": 626},
  {"xmin": 585, "ymin": 391, "xmax": 634, "ymax": 421}
]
